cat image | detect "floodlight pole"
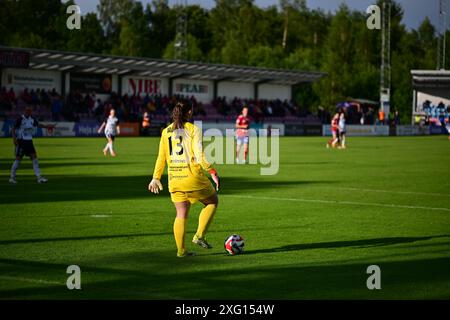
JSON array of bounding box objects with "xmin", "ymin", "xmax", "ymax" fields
[
  {"xmin": 437, "ymin": 0, "xmax": 447, "ymax": 70},
  {"xmin": 380, "ymin": 0, "xmax": 391, "ymax": 118}
]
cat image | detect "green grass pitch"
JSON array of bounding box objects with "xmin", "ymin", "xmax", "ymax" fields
[{"xmin": 0, "ymin": 136, "xmax": 449, "ymax": 299}]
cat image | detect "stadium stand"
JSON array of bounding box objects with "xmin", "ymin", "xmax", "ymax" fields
[
  {"xmin": 411, "ymin": 70, "xmax": 450, "ymax": 125},
  {"xmin": 0, "ymin": 86, "xmax": 313, "ymax": 124},
  {"xmin": 0, "ymin": 46, "xmax": 325, "ymax": 128}
]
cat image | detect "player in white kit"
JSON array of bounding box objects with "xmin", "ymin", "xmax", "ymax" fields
[
  {"xmin": 98, "ymin": 109, "xmax": 120, "ymax": 157},
  {"xmin": 446, "ymin": 119, "xmax": 450, "ymax": 140},
  {"xmin": 338, "ymin": 112, "xmax": 347, "ymax": 149},
  {"xmin": 9, "ymin": 106, "xmax": 51, "ymax": 184}
]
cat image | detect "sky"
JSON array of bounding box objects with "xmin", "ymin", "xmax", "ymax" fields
[{"xmin": 70, "ymin": 0, "xmax": 445, "ymax": 31}]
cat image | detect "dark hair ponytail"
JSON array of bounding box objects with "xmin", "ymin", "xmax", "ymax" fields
[{"xmin": 172, "ymin": 102, "xmax": 192, "ymax": 129}]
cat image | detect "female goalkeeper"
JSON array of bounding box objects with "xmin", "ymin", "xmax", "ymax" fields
[{"xmin": 148, "ymin": 102, "xmax": 220, "ymax": 257}]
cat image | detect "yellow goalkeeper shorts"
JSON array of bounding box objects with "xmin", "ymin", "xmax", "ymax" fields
[{"xmin": 170, "ymin": 184, "xmax": 216, "ymax": 204}]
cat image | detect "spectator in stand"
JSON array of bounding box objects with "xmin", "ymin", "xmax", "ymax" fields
[
  {"xmin": 21, "ymin": 88, "xmax": 32, "ymax": 105},
  {"xmin": 73, "ymin": 90, "xmax": 83, "ymax": 115},
  {"xmin": 367, "ymin": 108, "xmax": 374, "ymax": 124},
  {"xmin": 437, "ymin": 101, "xmax": 446, "ymax": 115},
  {"xmin": 283, "ymin": 100, "xmax": 292, "ymax": 116},
  {"xmin": 378, "ymin": 109, "xmax": 385, "ymax": 125},
  {"xmin": 214, "ymin": 96, "xmax": 303, "ymax": 121},
  {"xmin": 423, "ymin": 100, "xmax": 431, "ymax": 115},
  {"xmin": 194, "ymin": 101, "xmax": 206, "ymax": 116},
  {"xmin": 92, "ymin": 97, "xmax": 100, "ymax": 114},
  {"xmin": 232, "ymin": 97, "xmax": 241, "ymax": 114},
  {"xmin": 393, "ymin": 110, "xmax": 400, "ymax": 126},
  {"xmin": 117, "ymin": 101, "xmax": 126, "ymax": 120},
  {"xmin": 414, "ymin": 114, "xmax": 421, "ymax": 125},
  {"xmin": 147, "ymin": 100, "xmax": 157, "ymax": 114},
  {"xmin": 31, "ymin": 89, "xmax": 41, "ymax": 107},
  {"xmin": 289, "ymin": 100, "xmax": 301, "ymax": 116},
  {"xmin": 0, "ymin": 87, "xmax": 12, "ymax": 111},
  {"xmin": 88, "ymin": 92, "xmax": 97, "ymax": 116},
  {"xmin": 252, "ymin": 102, "xmax": 264, "ymax": 123},
  {"xmin": 438, "ymin": 106, "xmax": 446, "ymax": 126},
  {"xmin": 2, "ymin": 86, "xmax": 331, "ymax": 125},
  {"xmin": 49, "ymin": 88, "xmax": 58, "ymax": 98},
  {"xmin": 81, "ymin": 92, "xmax": 91, "ymax": 116},
  {"xmin": 266, "ymin": 104, "xmax": 273, "ymax": 116},
  {"xmin": 141, "ymin": 111, "xmax": 151, "ymax": 136},
  {"xmin": 430, "ymin": 103, "xmax": 437, "ymax": 118},
  {"xmin": 142, "ymin": 93, "xmax": 150, "ymax": 108},
  {"xmin": 40, "ymin": 88, "xmax": 50, "ymax": 108},
  {"xmin": 7, "ymin": 87, "xmax": 16, "ymax": 105},
  {"xmin": 51, "ymin": 95, "xmax": 63, "ymax": 121},
  {"xmin": 94, "ymin": 99, "xmax": 104, "ymax": 120},
  {"xmin": 130, "ymin": 94, "xmax": 142, "ymax": 120}
]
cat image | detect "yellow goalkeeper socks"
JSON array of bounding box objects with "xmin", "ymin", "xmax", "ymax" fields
[
  {"xmin": 195, "ymin": 204, "xmax": 217, "ymax": 238},
  {"xmin": 173, "ymin": 217, "xmax": 187, "ymax": 256}
]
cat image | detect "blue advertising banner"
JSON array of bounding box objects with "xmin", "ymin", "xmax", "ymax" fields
[
  {"xmin": 429, "ymin": 125, "xmax": 447, "ymax": 135},
  {"xmin": 0, "ymin": 120, "xmax": 45, "ymax": 137},
  {"xmin": 1, "ymin": 121, "xmax": 100, "ymax": 137},
  {"xmin": 1, "ymin": 120, "xmax": 14, "ymax": 137},
  {"xmin": 74, "ymin": 122, "xmax": 102, "ymax": 137}
]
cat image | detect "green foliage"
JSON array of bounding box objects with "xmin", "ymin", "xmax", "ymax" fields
[
  {"xmin": 146, "ymin": 2, "xmax": 177, "ymax": 58},
  {"xmin": 66, "ymin": 13, "xmax": 106, "ymax": 54},
  {"xmin": 220, "ymin": 31, "xmax": 249, "ymax": 65},
  {"xmin": 247, "ymin": 45, "xmax": 284, "ymax": 68},
  {"xmin": 314, "ymin": 4, "xmax": 354, "ymax": 107},
  {"xmin": 112, "ymin": 2, "xmax": 151, "ymax": 57},
  {"xmin": 186, "ymin": 6, "xmax": 213, "ymax": 57},
  {"xmin": 0, "ymin": 0, "xmax": 443, "ymax": 120},
  {"xmin": 163, "ymin": 34, "xmax": 203, "ymax": 62},
  {"xmin": 97, "ymin": 0, "xmax": 134, "ymax": 36}
]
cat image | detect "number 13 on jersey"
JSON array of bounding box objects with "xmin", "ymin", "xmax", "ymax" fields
[{"xmin": 168, "ymin": 135, "xmax": 184, "ymax": 156}]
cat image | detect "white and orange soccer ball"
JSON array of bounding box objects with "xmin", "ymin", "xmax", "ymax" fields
[{"xmin": 224, "ymin": 234, "xmax": 245, "ymax": 255}]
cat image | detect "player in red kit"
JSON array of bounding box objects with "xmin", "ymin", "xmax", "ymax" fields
[
  {"xmin": 235, "ymin": 106, "xmax": 250, "ymax": 164},
  {"xmin": 327, "ymin": 113, "xmax": 340, "ymax": 149}
]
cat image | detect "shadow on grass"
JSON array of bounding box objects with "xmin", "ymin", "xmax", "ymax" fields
[
  {"xmin": 238, "ymin": 235, "xmax": 450, "ymax": 255},
  {"xmin": 0, "ymin": 252, "xmax": 449, "ymax": 299},
  {"xmin": 0, "ymin": 174, "xmax": 336, "ymax": 204},
  {"xmin": 0, "ymin": 223, "xmax": 317, "ymax": 246},
  {"xmin": 0, "ymin": 161, "xmax": 133, "ymax": 172},
  {"xmin": 0, "ymin": 232, "xmax": 173, "ymax": 246},
  {"xmin": 282, "ymin": 161, "xmax": 332, "ymax": 165},
  {"xmin": 0, "ymin": 158, "xmax": 102, "ymax": 164}
]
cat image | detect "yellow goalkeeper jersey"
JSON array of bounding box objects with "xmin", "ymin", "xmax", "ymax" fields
[{"xmin": 152, "ymin": 122, "xmax": 214, "ymax": 193}]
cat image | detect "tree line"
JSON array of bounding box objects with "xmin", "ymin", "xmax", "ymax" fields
[{"xmin": 0, "ymin": 0, "xmax": 448, "ymax": 123}]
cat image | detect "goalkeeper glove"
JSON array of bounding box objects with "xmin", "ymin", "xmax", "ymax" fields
[
  {"xmin": 148, "ymin": 179, "xmax": 163, "ymax": 194},
  {"xmin": 209, "ymin": 169, "xmax": 220, "ymax": 192}
]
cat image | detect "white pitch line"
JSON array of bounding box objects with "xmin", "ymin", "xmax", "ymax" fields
[
  {"xmin": 224, "ymin": 195, "xmax": 450, "ymax": 212},
  {"xmin": 338, "ymin": 187, "xmax": 450, "ymax": 197},
  {"xmin": 0, "ymin": 275, "xmax": 62, "ymax": 286}
]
